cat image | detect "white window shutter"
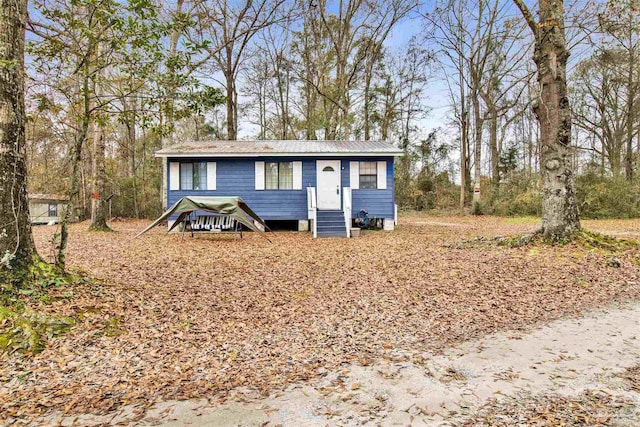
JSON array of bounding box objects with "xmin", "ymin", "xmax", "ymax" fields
[
  {"xmin": 350, "ymin": 161, "xmax": 359, "ymax": 189},
  {"xmin": 169, "ymin": 162, "xmax": 180, "ymax": 190},
  {"xmin": 293, "ymin": 161, "xmax": 303, "ymax": 190},
  {"xmin": 207, "ymin": 162, "xmax": 216, "ymax": 190},
  {"xmin": 255, "ymin": 161, "xmax": 265, "ymax": 190},
  {"xmin": 377, "ymin": 161, "xmax": 387, "ymax": 189}
]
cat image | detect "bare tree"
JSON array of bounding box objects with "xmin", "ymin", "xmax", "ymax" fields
[
  {"xmin": 597, "ymin": 0, "xmax": 640, "ymax": 180},
  {"xmin": 193, "ymin": 0, "xmax": 289, "ymax": 140},
  {"xmin": 572, "ymin": 49, "xmax": 639, "ymax": 177}
]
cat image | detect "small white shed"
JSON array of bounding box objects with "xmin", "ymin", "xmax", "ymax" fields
[{"xmin": 28, "ymin": 194, "xmax": 70, "ymax": 224}]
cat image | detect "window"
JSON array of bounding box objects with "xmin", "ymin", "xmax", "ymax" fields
[
  {"xmin": 265, "ymin": 162, "xmax": 293, "ymax": 189},
  {"xmin": 180, "ymin": 162, "xmax": 207, "ymax": 190},
  {"xmin": 359, "ymin": 161, "xmax": 377, "ymax": 189},
  {"xmin": 48, "ymin": 203, "xmax": 57, "ymax": 217},
  {"xmin": 322, "ymin": 166, "xmax": 335, "ymax": 172}
]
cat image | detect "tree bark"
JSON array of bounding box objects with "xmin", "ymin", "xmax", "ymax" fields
[
  {"xmin": 225, "ymin": 44, "xmax": 237, "ymax": 140},
  {"xmin": 57, "ymin": 59, "xmax": 92, "ymax": 269},
  {"xmin": 513, "ymin": 0, "xmax": 581, "ymax": 240},
  {"xmin": 472, "ymin": 89, "xmax": 483, "ymax": 205},
  {"xmin": 364, "ymin": 69, "xmax": 372, "ymax": 141},
  {"xmin": 625, "ymin": 30, "xmax": 635, "ymax": 181},
  {"xmin": 0, "ymin": 0, "xmax": 36, "ymax": 271},
  {"xmin": 89, "ymin": 44, "xmax": 110, "ymax": 232},
  {"xmin": 488, "ymin": 105, "xmax": 499, "ymax": 192},
  {"xmin": 460, "ymin": 106, "xmax": 469, "ymax": 211},
  {"xmin": 161, "ymin": 0, "xmax": 184, "ymax": 210},
  {"xmin": 89, "ymin": 119, "xmax": 110, "ymax": 230}
]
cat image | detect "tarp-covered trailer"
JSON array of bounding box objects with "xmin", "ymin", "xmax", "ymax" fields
[{"xmin": 136, "ymin": 196, "xmax": 270, "ymax": 240}]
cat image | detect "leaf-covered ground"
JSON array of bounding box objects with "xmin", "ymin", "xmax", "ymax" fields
[
  {"xmin": 460, "ymin": 390, "xmax": 638, "ymax": 426},
  {"xmin": 2, "ymin": 215, "xmax": 640, "ymax": 423}
]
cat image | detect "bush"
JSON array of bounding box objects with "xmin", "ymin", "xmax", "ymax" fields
[
  {"xmin": 489, "ymin": 173, "xmax": 542, "ymax": 217},
  {"xmin": 396, "ymin": 167, "xmax": 640, "ymax": 220},
  {"xmin": 576, "ymin": 173, "xmax": 640, "ymax": 218},
  {"xmin": 395, "ymin": 170, "xmax": 459, "ymax": 211}
]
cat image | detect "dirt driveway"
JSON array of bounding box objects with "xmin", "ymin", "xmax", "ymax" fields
[{"xmin": 48, "ymin": 302, "xmax": 640, "ymax": 426}]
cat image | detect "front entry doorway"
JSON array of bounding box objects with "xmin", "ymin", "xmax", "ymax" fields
[{"xmin": 316, "ymin": 160, "xmax": 341, "ymax": 210}]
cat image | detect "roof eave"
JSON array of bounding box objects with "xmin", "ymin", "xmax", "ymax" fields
[{"xmin": 154, "ymin": 151, "xmax": 404, "ymax": 158}]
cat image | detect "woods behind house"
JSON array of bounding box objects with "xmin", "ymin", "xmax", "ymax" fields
[{"xmin": 23, "ymin": 0, "xmax": 640, "ymax": 222}]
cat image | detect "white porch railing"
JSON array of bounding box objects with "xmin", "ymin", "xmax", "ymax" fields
[
  {"xmin": 343, "ymin": 187, "xmax": 352, "ymax": 238},
  {"xmin": 307, "ymin": 186, "xmax": 317, "ymax": 238}
]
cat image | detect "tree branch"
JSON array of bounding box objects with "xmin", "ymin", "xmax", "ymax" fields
[{"xmin": 512, "ymin": 0, "xmax": 538, "ymax": 36}]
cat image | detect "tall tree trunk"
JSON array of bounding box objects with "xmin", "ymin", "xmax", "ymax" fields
[
  {"xmin": 489, "ymin": 106, "xmax": 499, "ymax": 193},
  {"xmin": 527, "ymin": 115, "xmax": 533, "ymax": 175},
  {"xmin": 460, "ymin": 108, "xmax": 468, "ymax": 212},
  {"xmin": 89, "ymin": 120, "xmax": 110, "ymax": 230},
  {"xmin": 126, "ymin": 96, "xmax": 137, "ymax": 177},
  {"xmin": 259, "ymin": 80, "xmax": 266, "ymax": 140},
  {"xmin": 364, "ymin": 39, "xmax": 386, "ymax": 141},
  {"xmin": 625, "ymin": 36, "xmax": 635, "ymax": 181},
  {"xmin": 164, "ymin": 0, "xmax": 183, "ymax": 142},
  {"xmin": 472, "ymin": 91, "xmax": 483, "ymax": 205},
  {"xmin": 126, "ymin": 96, "xmax": 139, "ymax": 218},
  {"xmin": 161, "ymin": 0, "xmax": 184, "ymax": 210},
  {"xmin": 0, "ymin": 0, "xmax": 36, "ymax": 272},
  {"xmin": 363, "ymin": 65, "xmax": 372, "ymax": 141},
  {"xmin": 225, "ymin": 76, "xmax": 237, "ymax": 140},
  {"xmin": 514, "ymin": 0, "xmax": 581, "ymax": 240},
  {"xmin": 57, "ymin": 69, "xmax": 90, "ymax": 270},
  {"xmin": 89, "ymin": 48, "xmax": 110, "ymax": 232},
  {"xmin": 225, "ymin": 44, "xmax": 237, "ymax": 141}
]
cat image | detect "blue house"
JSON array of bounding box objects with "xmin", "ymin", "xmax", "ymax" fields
[{"xmin": 156, "ymin": 140, "xmax": 403, "ymax": 237}]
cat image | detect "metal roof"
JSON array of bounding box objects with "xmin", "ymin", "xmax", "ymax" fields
[
  {"xmin": 28, "ymin": 193, "xmax": 69, "ymax": 201},
  {"xmin": 155, "ymin": 140, "xmax": 404, "ymax": 157}
]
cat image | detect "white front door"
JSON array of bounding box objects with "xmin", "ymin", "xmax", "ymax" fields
[{"xmin": 316, "ymin": 160, "xmax": 341, "ymax": 210}]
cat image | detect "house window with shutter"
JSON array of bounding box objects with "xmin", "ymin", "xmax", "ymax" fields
[
  {"xmin": 265, "ymin": 161, "xmax": 293, "ymax": 189},
  {"xmin": 180, "ymin": 162, "xmax": 207, "ymax": 190},
  {"xmin": 359, "ymin": 161, "xmax": 377, "ymax": 189}
]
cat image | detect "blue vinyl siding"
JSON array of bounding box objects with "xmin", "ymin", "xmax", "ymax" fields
[
  {"xmin": 168, "ymin": 157, "xmax": 314, "ymax": 220},
  {"xmin": 167, "ymin": 156, "xmax": 395, "ymax": 221},
  {"xmin": 344, "ymin": 158, "xmax": 395, "ymax": 218}
]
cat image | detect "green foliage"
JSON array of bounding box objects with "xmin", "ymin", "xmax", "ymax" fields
[
  {"xmin": 472, "ymin": 201, "xmax": 484, "ymax": 216},
  {"xmin": 111, "ymin": 175, "xmax": 163, "ymax": 219},
  {"xmin": 575, "ymin": 173, "xmax": 640, "ymax": 218},
  {"xmin": 0, "ymin": 59, "xmax": 18, "ymax": 70},
  {"xmin": 397, "ymin": 164, "xmax": 640, "ymax": 220},
  {"xmin": 100, "ymin": 315, "xmax": 124, "ymax": 337},
  {"xmin": 498, "ymin": 146, "xmax": 519, "ymax": 176},
  {"xmin": 576, "ymin": 230, "xmax": 639, "ymax": 252},
  {"xmin": 184, "ymin": 85, "xmax": 226, "ymax": 116},
  {"xmin": 396, "ymin": 169, "xmax": 459, "ymax": 211},
  {"xmin": 394, "ymin": 130, "xmax": 459, "ymax": 211},
  {"xmin": 0, "ymin": 306, "xmax": 74, "ymax": 355},
  {"xmin": 487, "ymin": 173, "xmax": 543, "ymax": 217},
  {"xmin": 0, "ymin": 258, "xmax": 82, "ymax": 355}
]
